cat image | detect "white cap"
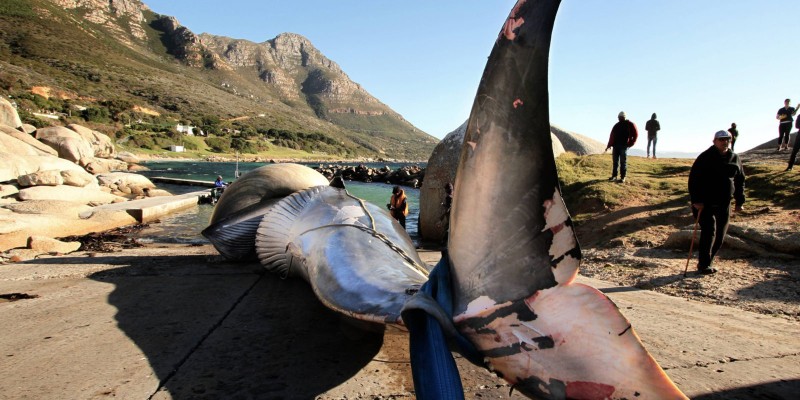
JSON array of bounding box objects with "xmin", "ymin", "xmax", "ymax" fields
[
  {"xmin": 618, "ymin": 111, "xmax": 626, "ymax": 118},
  {"xmin": 714, "ymin": 130, "xmax": 732, "ymax": 139}
]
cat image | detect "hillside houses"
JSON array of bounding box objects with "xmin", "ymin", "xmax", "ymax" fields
[{"xmin": 176, "ymin": 124, "xmax": 205, "ymax": 136}]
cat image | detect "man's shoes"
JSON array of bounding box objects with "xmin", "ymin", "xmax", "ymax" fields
[
  {"xmin": 698, "ymin": 267, "xmax": 718, "ymax": 275},
  {"xmin": 617, "ymin": 177, "xmax": 626, "ymax": 183},
  {"xmin": 786, "ymin": 166, "xmax": 793, "ymax": 172},
  {"xmin": 653, "ymin": 155, "xmax": 657, "ymax": 159},
  {"xmin": 608, "ymin": 176, "xmax": 617, "ymax": 182}
]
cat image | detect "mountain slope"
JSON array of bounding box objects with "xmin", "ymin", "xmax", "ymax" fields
[{"xmin": 0, "ymin": 0, "xmax": 437, "ymax": 160}]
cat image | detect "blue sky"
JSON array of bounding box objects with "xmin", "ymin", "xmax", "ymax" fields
[{"xmin": 144, "ymin": 0, "xmax": 800, "ymax": 155}]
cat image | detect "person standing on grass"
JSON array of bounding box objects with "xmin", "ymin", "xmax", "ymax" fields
[
  {"xmin": 645, "ymin": 113, "xmax": 660, "ymax": 159},
  {"xmin": 688, "ymin": 130, "xmax": 745, "ymax": 275},
  {"xmin": 728, "ymin": 122, "xmax": 739, "ymax": 152},
  {"xmin": 776, "ymin": 98, "xmax": 798, "ymax": 151},
  {"xmin": 605, "ymin": 111, "xmax": 638, "ymax": 183}
]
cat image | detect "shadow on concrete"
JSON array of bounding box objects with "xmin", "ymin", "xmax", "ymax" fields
[
  {"xmin": 692, "ymin": 379, "xmax": 800, "ymax": 400},
  {"xmin": 54, "ymin": 253, "xmax": 388, "ymax": 398}
]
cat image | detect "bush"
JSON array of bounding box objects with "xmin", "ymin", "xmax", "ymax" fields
[
  {"xmin": 128, "ymin": 132, "xmax": 157, "ymax": 149},
  {"xmin": 205, "ymin": 137, "xmax": 231, "ymax": 153},
  {"xmin": 82, "ymin": 107, "xmax": 110, "ymax": 123}
]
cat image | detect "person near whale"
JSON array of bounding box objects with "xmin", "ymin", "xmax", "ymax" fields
[
  {"xmin": 688, "ymin": 129, "xmax": 746, "ymax": 275},
  {"xmin": 388, "ymin": 185, "xmax": 409, "ymax": 229}
]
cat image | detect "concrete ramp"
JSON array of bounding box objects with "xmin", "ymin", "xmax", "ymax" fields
[{"xmin": 87, "ymin": 190, "xmax": 206, "ymax": 223}]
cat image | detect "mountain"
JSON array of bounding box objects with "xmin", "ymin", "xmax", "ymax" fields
[{"xmin": 0, "ymin": 0, "xmax": 438, "ymax": 160}]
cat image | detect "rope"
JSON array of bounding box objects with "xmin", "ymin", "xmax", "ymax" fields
[{"xmin": 295, "ymin": 223, "xmax": 429, "ymax": 278}]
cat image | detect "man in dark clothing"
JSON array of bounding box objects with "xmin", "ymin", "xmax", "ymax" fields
[
  {"xmin": 605, "ymin": 111, "xmax": 638, "ymax": 183},
  {"xmin": 776, "ymin": 98, "xmax": 798, "ymax": 151},
  {"xmin": 786, "ymin": 118, "xmax": 800, "ymax": 171},
  {"xmin": 727, "ymin": 122, "xmax": 739, "ymax": 152},
  {"xmin": 645, "ymin": 113, "xmax": 660, "ymax": 159},
  {"xmin": 688, "ymin": 130, "xmax": 746, "ymax": 275}
]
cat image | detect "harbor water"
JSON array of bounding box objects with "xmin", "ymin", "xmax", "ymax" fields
[{"xmin": 133, "ymin": 160, "xmax": 422, "ymax": 246}]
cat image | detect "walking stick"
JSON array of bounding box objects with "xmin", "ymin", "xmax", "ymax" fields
[{"xmin": 683, "ymin": 208, "xmax": 702, "ymax": 277}]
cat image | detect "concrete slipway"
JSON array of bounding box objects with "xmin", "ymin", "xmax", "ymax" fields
[{"xmin": 0, "ymin": 246, "xmax": 797, "ymax": 399}]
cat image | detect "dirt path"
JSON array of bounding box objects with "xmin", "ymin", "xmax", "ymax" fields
[{"xmin": 575, "ymin": 202, "xmax": 800, "ymax": 321}]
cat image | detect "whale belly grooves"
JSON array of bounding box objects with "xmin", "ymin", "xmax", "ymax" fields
[{"xmin": 255, "ymin": 185, "xmax": 430, "ymax": 324}]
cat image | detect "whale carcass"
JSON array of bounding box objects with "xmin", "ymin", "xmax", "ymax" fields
[{"xmin": 202, "ymin": 0, "xmax": 688, "ymax": 398}]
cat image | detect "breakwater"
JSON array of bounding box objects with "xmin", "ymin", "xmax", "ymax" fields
[{"xmin": 313, "ymin": 164, "xmax": 425, "ymax": 188}]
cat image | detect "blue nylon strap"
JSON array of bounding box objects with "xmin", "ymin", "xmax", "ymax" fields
[{"xmin": 401, "ymin": 250, "xmax": 485, "ymax": 400}]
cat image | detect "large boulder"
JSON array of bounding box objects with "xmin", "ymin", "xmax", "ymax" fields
[
  {"xmin": 0, "ymin": 184, "xmax": 19, "ymax": 198},
  {"xmin": 550, "ymin": 124, "xmax": 606, "ymax": 155},
  {"xmin": 418, "ymin": 121, "xmax": 466, "ymax": 243},
  {"xmin": 0, "ymin": 153, "xmax": 86, "ymax": 183},
  {"xmin": 27, "ymin": 236, "xmax": 82, "ymax": 254},
  {"xmin": 17, "ymin": 185, "xmax": 127, "ymax": 205},
  {"xmin": 3, "ymin": 200, "xmax": 92, "ymax": 217},
  {"xmin": 79, "ymin": 157, "xmax": 129, "ymax": 174},
  {"xmin": 0, "ymin": 127, "xmax": 50, "ymax": 156},
  {"xmin": 35, "ymin": 126, "xmax": 94, "ymax": 162},
  {"xmin": 115, "ymin": 151, "xmax": 140, "ymax": 163},
  {"xmin": 0, "ymin": 97, "xmax": 22, "ymax": 128},
  {"xmin": 20, "ymin": 124, "xmax": 37, "ymax": 134},
  {"xmin": 0, "ymin": 125, "xmax": 57, "ymax": 156},
  {"xmin": 17, "ymin": 170, "xmax": 64, "ymax": 187},
  {"xmin": 96, "ymin": 172, "xmax": 155, "ymax": 190},
  {"xmin": 67, "ymin": 124, "xmax": 115, "ymax": 158},
  {"xmin": 60, "ymin": 168, "xmax": 97, "ymax": 187}
]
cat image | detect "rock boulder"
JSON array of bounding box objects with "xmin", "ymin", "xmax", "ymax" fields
[
  {"xmin": 67, "ymin": 124, "xmax": 115, "ymax": 158},
  {"xmin": 3, "ymin": 200, "xmax": 92, "ymax": 217},
  {"xmin": 17, "ymin": 185, "xmax": 127, "ymax": 205},
  {"xmin": 0, "ymin": 125, "xmax": 57, "ymax": 156},
  {"xmin": 0, "ymin": 97, "xmax": 22, "ymax": 128},
  {"xmin": 35, "ymin": 126, "xmax": 98, "ymax": 161},
  {"xmin": 80, "ymin": 157, "xmax": 128, "ymax": 174},
  {"xmin": 27, "ymin": 236, "xmax": 82, "ymax": 254},
  {"xmin": 0, "ymin": 153, "xmax": 87, "ymax": 183},
  {"xmin": 17, "ymin": 170, "xmax": 64, "ymax": 187},
  {"xmin": 96, "ymin": 172, "xmax": 155, "ymax": 191},
  {"xmin": 60, "ymin": 169, "xmax": 97, "ymax": 187}
]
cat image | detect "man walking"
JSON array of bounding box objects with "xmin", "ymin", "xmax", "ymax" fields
[
  {"xmin": 645, "ymin": 113, "xmax": 660, "ymax": 159},
  {"xmin": 688, "ymin": 130, "xmax": 745, "ymax": 275},
  {"xmin": 776, "ymin": 98, "xmax": 797, "ymax": 151},
  {"xmin": 605, "ymin": 111, "xmax": 638, "ymax": 183}
]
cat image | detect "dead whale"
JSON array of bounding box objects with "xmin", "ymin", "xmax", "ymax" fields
[{"xmin": 201, "ymin": 163, "xmax": 329, "ymax": 261}]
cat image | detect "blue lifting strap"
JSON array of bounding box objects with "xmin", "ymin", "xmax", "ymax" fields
[{"xmin": 400, "ymin": 250, "xmax": 485, "ymax": 400}]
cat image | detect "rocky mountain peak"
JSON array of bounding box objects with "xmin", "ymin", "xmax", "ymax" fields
[{"xmin": 51, "ymin": 0, "xmax": 149, "ymax": 41}]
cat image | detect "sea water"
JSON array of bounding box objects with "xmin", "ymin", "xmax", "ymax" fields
[{"xmin": 133, "ymin": 160, "xmax": 422, "ymax": 245}]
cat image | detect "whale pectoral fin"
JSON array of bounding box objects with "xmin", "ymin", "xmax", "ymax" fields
[{"xmin": 456, "ymin": 283, "xmax": 687, "ymax": 400}]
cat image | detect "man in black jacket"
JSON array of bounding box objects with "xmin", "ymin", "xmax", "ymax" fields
[
  {"xmin": 605, "ymin": 111, "xmax": 638, "ymax": 183},
  {"xmin": 688, "ymin": 130, "xmax": 746, "ymax": 274}
]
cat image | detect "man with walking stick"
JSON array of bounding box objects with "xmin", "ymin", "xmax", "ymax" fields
[{"xmin": 688, "ymin": 130, "xmax": 746, "ymax": 275}]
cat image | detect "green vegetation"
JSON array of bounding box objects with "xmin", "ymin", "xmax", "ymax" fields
[
  {"xmin": 555, "ymin": 153, "xmax": 799, "ymax": 221},
  {"xmin": 0, "ymin": 0, "xmax": 34, "ymax": 18}
]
